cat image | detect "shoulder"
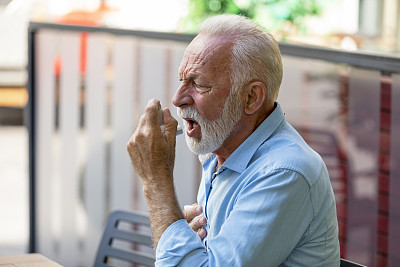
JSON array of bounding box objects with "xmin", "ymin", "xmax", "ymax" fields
[{"xmin": 249, "ymin": 122, "xmax": 326, "ymax": 187}]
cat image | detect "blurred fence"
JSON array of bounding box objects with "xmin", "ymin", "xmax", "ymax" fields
[
  {"xmin": 28, "ymin": 23, "xmax": 199, "ymax": 266},
  {"xmin": 27, "ymin": 22, "xmax": 400, "ymax": 267}
]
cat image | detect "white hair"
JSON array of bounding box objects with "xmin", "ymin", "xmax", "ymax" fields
[{"xmin": 198, "ymin": 14, "xmax": 283, "ymax": 105}]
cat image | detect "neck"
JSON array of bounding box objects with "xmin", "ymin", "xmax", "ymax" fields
[{"xmin": 213, "ymin": 103, "xmax": 275, "ymax": 168}]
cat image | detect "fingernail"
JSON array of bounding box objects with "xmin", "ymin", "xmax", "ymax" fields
[
  {"xmin": 196, "ymin": 206, "xmax": 202, "ymax": 213},
  {"xmin": 199, "ymin": 217, "xmax": 206, "ymax": 225},
  {"xmin": 198, "ymin": 229, "xmax": 206, "ymax": 238}
]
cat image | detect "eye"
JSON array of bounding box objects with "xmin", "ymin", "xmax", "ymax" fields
[
  {"xmin": 193, "ymin": 81, "xmax": 211, "ymax": 93},
  {"xmin": 178, "ymin": 77, "xmax": 212, "ymax": 93}
]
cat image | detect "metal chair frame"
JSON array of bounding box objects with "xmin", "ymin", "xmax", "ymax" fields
[
  {"xmin": 95, "ymin": 211, "xmax": 367, "ymax": 267},
  {"xmin": 340, "ymin": 258, "xmax": 367, "ymax": 267},
  {"xmin": 94, "ymin": 210, "xmax": 155, "ymax": 267}
]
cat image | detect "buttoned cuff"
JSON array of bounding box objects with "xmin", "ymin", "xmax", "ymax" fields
[{"xmin": 156, "ymin": 219, "xmax": 207, "ymax": 266}]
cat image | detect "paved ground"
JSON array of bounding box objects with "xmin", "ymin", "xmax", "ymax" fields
[{"xmin": 0, "ymin": 125, "xmax": 29, "ymax": 255}]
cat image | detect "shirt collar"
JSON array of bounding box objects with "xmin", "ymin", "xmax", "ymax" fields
[{"xmin": 221, "ymin": 102, "xmax": 285, "ymax": 173}]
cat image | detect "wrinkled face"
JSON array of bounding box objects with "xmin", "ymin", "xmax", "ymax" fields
[{"xmin": 172, "ymin": 34, "xmax": 243, "ymax": 155}]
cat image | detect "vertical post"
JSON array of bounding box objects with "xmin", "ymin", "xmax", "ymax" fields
[
  {"xmin": 376, "ymin": 73, "xmax": 391, "ymax": 267},
  {"xmin": 388, "ymin": 74, "xmax": 400, "ymax": 267},
  {"xmin": 338, "ymin": 69, "xmax": 350, "ymax": 258},
  {"xmin": 27, "ymin": 24, "xmax": 36, "ymax": 253}
]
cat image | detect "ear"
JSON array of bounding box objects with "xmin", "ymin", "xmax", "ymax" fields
[{"xmin": 244, "ymin": 81, "xmax": 267, "ymax": 115}]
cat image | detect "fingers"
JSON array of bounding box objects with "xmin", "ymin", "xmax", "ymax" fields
[
  {"xmin": 197, "ymin": 228, "xmax": 207, "ymax": 239},
  {"xmin": 190, "ymin": 216, "xmax": 206, "ymax": 231},
  {"xmin": 140, "ymin": 100, "xmax": 178, "ymax": 139},
  {"xmin": 183, "ymin": 204, "xmax": 202, "ymax": 222},
  {"xmin": 143, "ymin": 99, "xmax": 162, "ymax": 130},
  {"xmin": 162, "ymin": 107, "xmax": 176, "ymax": 126},
  {"xmin": 132, "ymin": 100, "xmax": 160, "ymax": 139},
  {"xmin": 127, "ymin": 99, "xmax": 175, "ymax": 180},
  {"xmin": 191, "ymin": 216, "xmax": 207, "ymax": 240},
  {"xmin": 161, "ymin": 107, "xmax": 178, "ymax": 138},
  {"xmin": 184, "ymin": 204, "xmax": 207, "ymax": 239}
]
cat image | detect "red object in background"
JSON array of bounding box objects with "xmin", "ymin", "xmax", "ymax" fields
[
  {"xmin": 52, "ymin": 33, "xmax": 88, "ymax": 76},
  {"xmin": 56, "ymin": 2, "xmax": 115, "ymax": 26},
  {"xmin": 53, "ymin": 2, "xmax": 116, "ymax": 76}
]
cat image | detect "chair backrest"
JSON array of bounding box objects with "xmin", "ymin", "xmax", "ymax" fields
[
  {"xmin": 340, "ymin": 258, "xmax": 367, "ymax": 267},
  {"xmin": 94, "ymin": 210, "xmax": 155, "ymax": 267},
  {"xmin": 94, "ymin": 212, "xmax": 366, "ymax": 267}
]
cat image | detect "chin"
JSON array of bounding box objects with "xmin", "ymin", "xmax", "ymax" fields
[{"xmin": 185, "ymin": 134, "xmax": 222, "ymax": 156}]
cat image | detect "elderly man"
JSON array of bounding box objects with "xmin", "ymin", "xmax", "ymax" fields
[{"xmin": 127, "ymin": 14, "xmax": 340, "ymax": 266}]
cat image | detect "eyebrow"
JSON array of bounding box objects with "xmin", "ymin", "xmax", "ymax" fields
[{"xmin": 179, "ymin": 71, "xmax": 199, "ymax": 80}]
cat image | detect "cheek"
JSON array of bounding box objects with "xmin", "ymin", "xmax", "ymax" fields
[{"xmin": 194, "ymin": 96, "xmax": 226, "ymax": 121}]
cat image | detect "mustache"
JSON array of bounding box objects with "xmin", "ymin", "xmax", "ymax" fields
[{"xmin": 178, "ymin": 107, "xmax": 202, "ymax": 122}]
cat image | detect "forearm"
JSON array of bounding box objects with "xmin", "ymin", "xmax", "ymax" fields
[
  {"xmin": 142, "ymin": 180, "xmax": 184, "ymax": 249},
  {"xmin": 127, "ymin": 100, "xmax": 184, "ymax": 248}
]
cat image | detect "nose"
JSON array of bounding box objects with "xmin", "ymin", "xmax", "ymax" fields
[{"xmin": 172, "ymin": 82, "xmax": 194, "ymax": 108}]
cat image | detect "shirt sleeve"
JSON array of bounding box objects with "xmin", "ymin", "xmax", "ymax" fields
[
  {"xmin": 156, "ymin": 169, "xmax": 313, "ymax": 266},
  {"xmin": 155, "ymin": 219, "xmax": 208, "ymax": 266}
]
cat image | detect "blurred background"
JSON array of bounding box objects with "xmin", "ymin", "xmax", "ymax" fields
[{"xmin": 0, "ymin": 0, "xmax": 399, "ymax": 266}]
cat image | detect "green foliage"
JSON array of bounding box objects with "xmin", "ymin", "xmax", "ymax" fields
[
  {"xmin": 182, "ymin": 0, "xmax": 323, "ymax": 33},
  {"xmin": 182, "ymin": 0, "xmax": 243, "ymax": 32},
  {"xmin": 273, "ymin": 0, "xmax": 322, "ymax": 24}
]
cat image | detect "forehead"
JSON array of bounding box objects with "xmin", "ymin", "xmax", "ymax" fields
[{"xmin": 179, "ymin": 34, "xmax": 233, "ymax": 76}]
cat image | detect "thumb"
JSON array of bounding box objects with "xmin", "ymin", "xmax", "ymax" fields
[{"xmin": 163, "ymin": 108, "xmax": 178, "ymax": 142}]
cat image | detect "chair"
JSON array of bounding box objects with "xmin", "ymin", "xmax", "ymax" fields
[
  {"xmin": 95, "ymin": 211, "xmax": 364, "ymax": 267},
  {"xmin": 94, "ymin": 210, "xmax": 156, "ymax": 267},
  {"xmin": 340, "ymin": 258, "xmax": 367, "ymax": 267}
]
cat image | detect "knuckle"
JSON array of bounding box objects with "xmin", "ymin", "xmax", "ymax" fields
[
  {"xmin": 145, "ymin": 101, "xmax": 157, "ymax": 113},
  {"xmin": 127, "ymin": 138, "xmax": 135, "ymax": 149}
]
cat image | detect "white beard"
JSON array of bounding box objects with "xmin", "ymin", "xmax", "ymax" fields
[{"xmin": 178, "ymin": 89, "xmax": 243, "ymax": 155}]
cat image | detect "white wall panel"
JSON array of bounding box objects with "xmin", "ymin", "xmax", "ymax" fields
[
  {"xmin": 109, "ymin": 37, "xmax": 136, "ymax": 212},
  {"xmin": 83, "ymin": 32, "xmax": 108, "ymax": 266},
  {"xmin": 140, "ymin": 39, "xmax": 166, "ymax": 106},
  {"xmin": 35, "ymin": 30, "xmax": 56, "ymax": 257},
  {"xmin": 136, "ymin": 39, "xmax": 167, "ymax": 211},
  {"xmin": 279, "ymin": 56, "xmax": 306, "ymax": 124},
  {"xmin": 58, "ymin": 32, "xmax": 81, "ymax": 266}
]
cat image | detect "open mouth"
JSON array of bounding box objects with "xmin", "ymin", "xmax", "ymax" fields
[
  {"xmin": 184, "ymin": 118, "xmax": 198, "ymax": 130},
  {"xmin": 183, "ymin": 118, "xmax": 200, "ymax": 136}
]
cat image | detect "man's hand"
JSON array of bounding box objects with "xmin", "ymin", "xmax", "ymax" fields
[
  {"xmin": 127, "ymin": 99, "xmax": 183, "ymax": 249},
  {"xmin": 127, "ymin": 99, "xmax": 178, "ymax": 185},
  {"xmin": 184, "ymin": 204, "xmax": 207, "ymax": 240}
]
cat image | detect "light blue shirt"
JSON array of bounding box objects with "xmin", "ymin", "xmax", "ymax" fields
[{"xmin": 156, "ymin": 103, "xmax": 340, "ymax": 266}]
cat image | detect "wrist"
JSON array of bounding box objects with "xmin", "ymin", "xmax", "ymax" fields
[{"xmin": 141, "ymin": 181, "xmax": 184, "ymax": 248}]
